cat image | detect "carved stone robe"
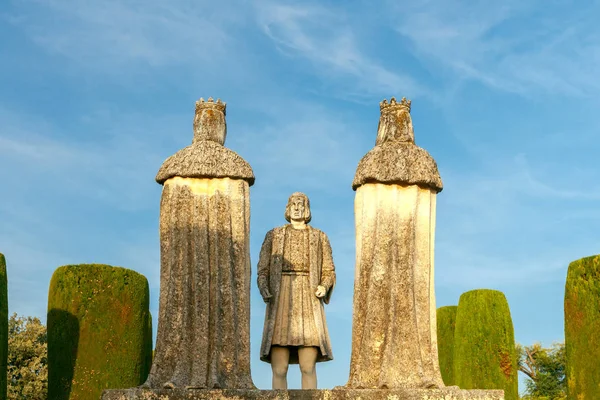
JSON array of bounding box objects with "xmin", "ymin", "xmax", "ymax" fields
[
  {"xmin": 144, "ymin": 99, "xmax": 255, "ymax": 389},
  {"xmin": 258, "ymin": 225, "xmax": 335, "ymax": 365},
  {"xmin": 347, "ymin": 99, "xmax": 445, "ymax": 389}
]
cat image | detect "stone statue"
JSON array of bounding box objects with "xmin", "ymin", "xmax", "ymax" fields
[
  {"xmin": 142, "ymin": 98, "xmax": 255, "ymax": 389},
  {"xmin": 257, "ymin": 192, "xmax": 335, "ymax": 389},
  {"xmin": 347, "ymin": 97, "xmax": 445, "ymax": 389}
]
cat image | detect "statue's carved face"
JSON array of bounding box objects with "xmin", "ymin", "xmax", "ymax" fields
[
  {"xmin": 284, "ymin": 192, "xmax": 312, "ymax": 223},
  {"xmin": 289, "ymin": 197, "xmax": 306, "ymax": 221}
]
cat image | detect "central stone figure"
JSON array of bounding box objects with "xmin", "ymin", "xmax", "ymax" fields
[{"xmin": 257, "ymin": 192, "xmax": 336, "ymax": 389}]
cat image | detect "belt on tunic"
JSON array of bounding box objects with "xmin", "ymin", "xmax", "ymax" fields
[{"xmin": 281, "ymin": 271, "xmax": 310, "ymax": 276}]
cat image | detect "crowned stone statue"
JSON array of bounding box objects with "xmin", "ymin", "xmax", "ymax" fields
[
  {"xmin": 258, "ymin": 192, "xmax": 335, "ymax": 389},
  {"xmin": 142, "ymin": 98, "xmax": 255, "ymax": 389},
  {"xmin": 347, "ymin": 97, "xmax": 445, "ymax": 389}
]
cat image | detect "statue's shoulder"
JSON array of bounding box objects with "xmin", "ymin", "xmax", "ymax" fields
[
  {"xmin": 270, "ymin": 225, "xmax": 288, "ymax": 236},
  {"xmin": 308, "ymin": 225, "xmax": 328, "ymax": 238},
  {"xmin": 308, "ymin": 225, "xmax": 322, "ymax": 234}
]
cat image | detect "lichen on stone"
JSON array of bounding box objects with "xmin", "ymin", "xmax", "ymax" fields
[
  {"xmin": 155, "ymin": 140, "xmax": 255, "ymax": 185},
  {"xmin": 352, "ymin": 142, "xmax": 443, "ymax": 192},
  {"xmin": 352, "ymin": 98, "xmax": 442, "ymax": 192}
]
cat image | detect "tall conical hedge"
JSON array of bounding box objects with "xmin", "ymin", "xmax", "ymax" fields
[
  {"xmin": 437, "ymin": 305, "xmax": 457, "ymax": 386},
  {"xmin": 142, "ymin": 312, "xmax": 153, "ymax": 381},
  {"xmin": 564, "ymin": 255, "xmax": 600, "ymax": 399},
  {"xmin": 48, "ymin": 264, "xmax": 151, "ymax": 400},
  {"xmin": 0, "ymin": 254, "xmax": 7, "ymax": 400},
  {"xmin": 453, "ymin": 289, "xmax": 518, "ymax": 400}
]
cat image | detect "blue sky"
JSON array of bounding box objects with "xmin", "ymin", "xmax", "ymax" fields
[{"xmin": 1, "ymin": 0, "xmax": 599, "ymax": 391}]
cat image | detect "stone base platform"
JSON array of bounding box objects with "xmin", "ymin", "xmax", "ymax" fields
[{"xmin": 102, "ymin": 388, "xmax": 504, "ymax": 400}]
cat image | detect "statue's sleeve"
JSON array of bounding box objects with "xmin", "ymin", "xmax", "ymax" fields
[
  {"xmin": 320, "ymin": 232, "xmax": 336, "ymax": 302},
  {"xmin": 257, "ymin": 230, "xmax": 273, "ymax": 293}
]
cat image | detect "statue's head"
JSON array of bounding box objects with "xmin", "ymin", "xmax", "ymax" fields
[
  {"xmin": 375, "ymin": 97, "xmax": 414, "ymax": 145},
  {"xmin": 193, "ymin": 97, "xmax": 227, "ymax": 145},
  {"xmin": 284, "ymin": 192, "xmax": 312, "ymax": 224}
]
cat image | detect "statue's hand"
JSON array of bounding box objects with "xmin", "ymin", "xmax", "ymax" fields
[
  {"xmin": 260, "ymin": 288, "xmax": 272, "ymax": 303},
  {"xmin": 315, "ymin": 285, "xmax": 326, "ymax": 298}
]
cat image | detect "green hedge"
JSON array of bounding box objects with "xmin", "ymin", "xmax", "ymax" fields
[
  {"xmin": 0, "ymin": 254, "xmax": 7, "ymax": 400},
  {"xmin": 143, "ymin": 312, "xmax": 153, "ymax": 380},
  {"xmin": 47, "ymin": 264, "xmax": 151, "ymax": 400},
  {"xmin": 453, "ymin": 289, "xmax": 518, "ymax": 400},
  {"xmin": 564, "ymin": 255, "xmax": 600, "ymax": 399},
  {"xmin": 437, "ymin": 305, "xmax": 457, "ymax": 386}
]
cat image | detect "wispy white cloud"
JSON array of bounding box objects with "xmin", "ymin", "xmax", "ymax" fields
[
  {"xmin": 436, "ymin": 245, "xmax": 568, "ymax": 289},
  {"xmin": 435, "ymin": 153, "xmax": 600, "ymax": 292},
  {"xmin": 387, "ymin": 0, "xmax": 600, "ymax": 96},
  {"xmin": 0, "ymin": 106, "xmax": 168, "ymax": 321},
  {"xmin": 7, "ymin": 0, "xmax": 241, "ymax": 69},
  {"xmin": 254, "ymin": 1, "xmax": 425, "ymax": 99},
  {"xmin": 0, "ymin": 106, "xmax": 183, "ymax": 210},
  {"xmin": 514, "ymin": 154, "xmax": 600, "ymax": 201},
  {"xmin": 0, "ymin": 213, "xmax": 74, "ymax": 316},
  {"xmin": 239, "ymin": 107, "xmax": 365, "ymax": 193}
]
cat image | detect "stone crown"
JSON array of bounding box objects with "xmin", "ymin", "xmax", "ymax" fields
[
  {"xmin": 195, "ymin": 97, "xmax": 226, "ymax": 114},
  {"xmin": 380, "ymin": 97, "xmax": 411, "ymax": 113}
]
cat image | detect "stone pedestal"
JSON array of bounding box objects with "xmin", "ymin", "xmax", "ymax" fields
[{"xmin": 102, "ymin": 388, "xmax": 503, "ymax": 400}]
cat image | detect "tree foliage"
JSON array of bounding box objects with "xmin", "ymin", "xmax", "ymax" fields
[
  {"xmin": 517, "ymin": 342, "xmax": 566, "ymax": 400},
  {"xmin": 7, "ymin": 313, "xmax": 48, "ymax": 400}
]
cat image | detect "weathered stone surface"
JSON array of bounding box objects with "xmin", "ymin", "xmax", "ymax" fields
[
  {"xmin": 347, "ymin": 98, "xmax": 444, "ymax": 389},
  {"xmin": 352, "ymin": 143, "xmax": 442, "ymax": 192},
  {"xmin": 352, "ymin": 98, "xmax": 442, "ymax": 192},
  {"xmin": 155, "ymin": 98, "xmax": 255, "ymax": 185},
  {"xmin": 102, "ymin": 388, "xmax": 504, "ymax": 400},
  {"xmin": 143, "ymin": 99, "xmax": 254, "ymax": 389},
  {"xmin": 156, "ymin": 140, "xmax": 255, "ymax": 185},
  {"xmin": 257, "ymin": 193, "xmax": 335, "ymax": 389}
]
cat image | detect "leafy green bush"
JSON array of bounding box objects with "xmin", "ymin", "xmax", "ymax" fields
[
  {"xmin": 7, "ymin": 314, "xmax": 47, "ymax": 400},
  {"xmin": 453, "ymin": 289, "xmax": 518, "ymax": 400},
  {"xmin": 564, "ymin": 255, "xmax": 600, "ymax": 400},
  {"xmin": 437, "ymin": 305, "xmax": 457, "ymax": 386},
  {"xmin": 47, "ymin": 264, "xmax": 151, "ymax": 400},
  {"xmin": 517, "ymin": 342, "xmax": 565, "ymax": 399}
]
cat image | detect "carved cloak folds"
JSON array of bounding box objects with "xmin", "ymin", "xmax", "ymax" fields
[
  {"xmin": 144, "ymin": 99, "xmax": 255, "ymax": 389},
  {"xmin": 258, "ymin": 225, "xmax": 335, "ymax": 365},
  {"xmin": 347, "ymin": 98, "xmax": 445, "ymax": 389}
]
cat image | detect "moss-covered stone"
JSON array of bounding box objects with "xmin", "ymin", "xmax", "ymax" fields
[
  {"xmin": 102, "ymin": 387, "xmax": 506, "ymax": 399},
  {"xmin": 0, "ymin": 253, "xmax": 7, "ymax": 400},
  {"xmin": 453, "ymin": 289, "xmax": 517, "ymax": 400},
  {"xmin": 437, "ymin": 305, "xmax": 457, "ymax": 386},
  {"xmin": 47, "ymin": 264, "xmax": 151, "ymax": 400},
  {"xmin": 564, "ymin": 255, "xmax": 600, "ymax": 399}
]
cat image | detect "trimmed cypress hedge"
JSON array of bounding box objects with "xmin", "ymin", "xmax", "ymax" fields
[
  {"xmin": 0, "ymin": 253, "xmax": 7, "ymax": 400},
  {"xmin": 48, "ymin": 264, "xmax": 150, "ymax": 400},
  {"xmin": 437, "ymin": 305, "xmax": 457, "ymax": 386},
  {"xmin": 564, "ymin": 255, "xmax": 600, "ymax": 399},
  {"xmin": 453, "ymin": 289, "xmax": 518, "ymax": 400},
  {"xmin": 142, "ymin": 312, "xmax": 153, "ymax": 381}
]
